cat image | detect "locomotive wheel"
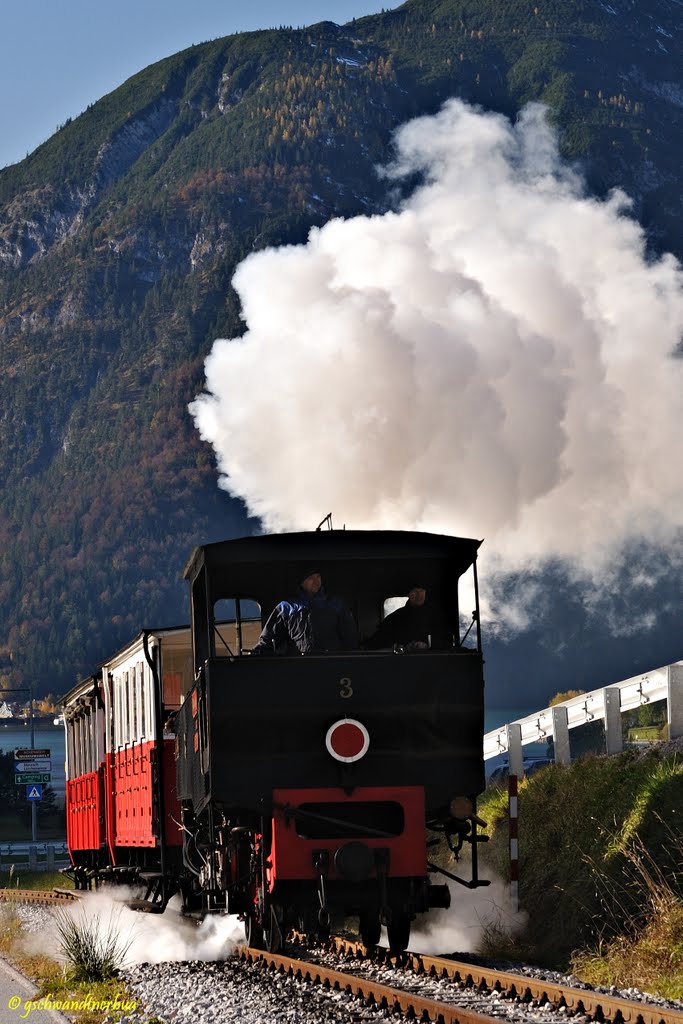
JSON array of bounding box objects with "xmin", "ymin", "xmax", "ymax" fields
[
  {"xmin": 359, "ymin": 910, "xmax": 381, "ymax": 949},
  {"xmin": 245, "ymin": 912, "xmax": 265, "ymax": 949},
  {"xmin": 263, "ymin": 905, "xmax": 283, "ymax": 953},
  {"xmin": 387, "ymin": 914, "xmax": 411, "ymax": 954}
]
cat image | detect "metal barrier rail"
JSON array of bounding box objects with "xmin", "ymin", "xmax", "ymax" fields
[
  {"xmin": 484, "ymin": 659, "xmax": 683, "ymax": 772},
  {"xmin": 0, "ymin": 842, "xmax": 69, "ymax": 872}
]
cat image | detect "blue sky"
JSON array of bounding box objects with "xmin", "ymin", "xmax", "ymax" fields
[{"xmin": 0, "ymin": 0, "xmax": 402, "ymax": 170}]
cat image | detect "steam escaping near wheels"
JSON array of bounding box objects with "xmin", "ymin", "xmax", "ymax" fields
[{"xmin": 31, "ymin": 889, "xmax": 245, "ymax": 964}]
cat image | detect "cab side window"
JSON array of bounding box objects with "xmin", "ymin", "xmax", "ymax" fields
[{"xmin": 214, "ymin": 598, "xmax": 262, "ymax": 656}]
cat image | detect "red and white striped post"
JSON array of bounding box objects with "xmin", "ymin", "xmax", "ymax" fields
[{"xmin": 509, "ymin": 773, "xmax": 519, "ymax": 913}]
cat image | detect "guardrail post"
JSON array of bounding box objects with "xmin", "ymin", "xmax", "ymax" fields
[
  {"xmin": 667, "ymin": 664, "xmax": 683, "ymax": 740},
  {"xmin": 47, "ymin": 845, "xmax": 55, "ymax": 872},
  {"xmin": 551, "ymin": 705, "xmax": 571, "ymax": 764},
  {"xmin": 603, "ymin": 686, "xmax": 623, "ymax": 755},
  {"xmin": 28, "ymin": 846, "xmax": 37, "ymax": 872},
  {"xmin": 505, "ymin": 723, "xmax": 524, "ymax": 778}
]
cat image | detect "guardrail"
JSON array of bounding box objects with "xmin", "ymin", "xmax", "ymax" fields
[
  {"xmin": 0, "ymin": 841, "xmax": 69, "ymax": 873},
  {"xmin": 484, "ymin": 659, "xmax": 683, "ymax": 776}
]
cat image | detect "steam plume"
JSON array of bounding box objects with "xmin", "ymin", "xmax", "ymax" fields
[
  {"xmin": 190, "ymin": 100, "xmax": 683, "ymax": 610},
  {"xmin": 30, "ymin": 891, "xmax": 243, "ymax": 964}
]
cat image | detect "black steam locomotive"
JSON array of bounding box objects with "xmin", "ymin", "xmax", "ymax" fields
[{"xmin": 63, "ymin": 529, "xmax": 488, "ymax": 953}]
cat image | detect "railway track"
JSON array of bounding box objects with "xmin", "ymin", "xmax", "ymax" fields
[
  {"xmin": 237, "ymin": 943, "xmax": 502, "ymax": 1024},
  {"xmin": 237, "ymin": 934, "xmax": 683, "ymax": 1024},
  {"xmin": 0, "ymin": 887, "xmax": 80, "ymax": 906},
  {"xmin": 325, "ymin": 934, "xmax": 683, "ymax": 1024}
]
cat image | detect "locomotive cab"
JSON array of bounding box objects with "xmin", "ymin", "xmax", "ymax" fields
[{"xmin": 176, "ymin": 530, "xmax": 487, "ymax": 951}]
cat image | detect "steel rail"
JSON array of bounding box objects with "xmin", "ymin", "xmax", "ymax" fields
[
  {"xmin": 236, "ymin": 944, "xmax": 504, "ymax": 1024},
  {"xmin": 316, "ymin": 935, "xmax": 683, "ymax": 1024},
  {"xmin": 0, "ymin": 888, "xmax": 81, "ymax": 905}
]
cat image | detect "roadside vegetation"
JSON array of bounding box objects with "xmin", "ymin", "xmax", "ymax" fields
[
  {"xmin": 0, "ymin": 879, "xmax": 139, "ymax": 1024},
  {"xmin": 477, "ymin": 741, "xmax": 683, "ymax": 998},
  {"xmin": 0, "ymin": 868, "xmax": 72, "ymax": 890}
]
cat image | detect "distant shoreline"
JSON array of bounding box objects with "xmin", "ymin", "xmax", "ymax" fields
[{"xmin": 0, "ymin": 719, "xmax": 63, "ymax": 729}]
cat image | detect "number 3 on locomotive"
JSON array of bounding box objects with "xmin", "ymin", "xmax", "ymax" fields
[{"xmin": 338, "ymin": 677, "xmax": 353, "ymax": 698}]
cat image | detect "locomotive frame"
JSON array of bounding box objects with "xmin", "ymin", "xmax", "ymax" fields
[{"xmin": 62, "ymin": 529, "xmax": 488, "ymax": 952}]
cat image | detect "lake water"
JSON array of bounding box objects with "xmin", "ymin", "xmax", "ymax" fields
[{"xmin": 0, "ymin": 708, "xmax": 538, "ymax": 806}]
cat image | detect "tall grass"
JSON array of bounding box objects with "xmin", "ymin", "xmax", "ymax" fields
[
  {"xmin": 55, "ymin": 906, "xmax": 133, "ymax": 982},
  {"xmin": 572, "ymin": 828, "xmax": 683, "ymax": 998},
  {"xmin": 478, "ymin": 746, "xmax": 683, "ymax": 985}
]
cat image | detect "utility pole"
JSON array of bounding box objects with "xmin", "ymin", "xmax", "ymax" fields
[{"xmin": 29, "ymin": 682, "xmax": 37, "ymax": 842}]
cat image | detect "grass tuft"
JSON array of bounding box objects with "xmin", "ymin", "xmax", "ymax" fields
[{"xmin": 55, "ymin": 905, "xmax": 133, "ymax": 982}]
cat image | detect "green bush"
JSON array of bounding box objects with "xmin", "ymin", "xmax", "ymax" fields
[{"xmin": 481, "ymin": 747, "xmax": 683, "ymax": 970}]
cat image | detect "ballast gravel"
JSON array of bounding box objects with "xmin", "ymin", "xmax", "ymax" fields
[
  {"xmin": 118, "ymin": 942, "xmax": 683, "ymax": 1024},
  {"xmin": 121, "ymin": 959, "xmax": 395, "ymax": 1024},
  {"xmin": 7, "ymin": 904, "xmax": 683, "ymax": 1024}
]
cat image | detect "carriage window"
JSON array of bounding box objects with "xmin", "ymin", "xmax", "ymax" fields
[
  {"xmin": 213, "ymin": 598, "xmax": 262, "ymax": 657},
  {"xmin": 123, "ymin": 671, "xmax": 132, "ymax": 743},
  {"xmin": 138, "ymin": 661, "xmax": 146, "ymax": 738},
  {"xmin": 162, "ymin": 645, "xmax": 194, "ymax": 710},
  {"xmin": 130, "ymin": 667, "xmax": 138, "ymax": 740},
  {"xmin": 67, "ymin": 727, "xmax": 74, "ymax": 779},
  {"xmin": 114, "ymin": 673, "xmax": 131, "ymax": 747},
  {"xmin": 77, "ymin": 715, "xmax": 83, "ymax": 776},
  {"xmin": 114, "ymin": 677, "xmax": 121, "ymax": 747}
]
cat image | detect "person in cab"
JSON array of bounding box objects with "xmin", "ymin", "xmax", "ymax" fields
[
  {"xmin": 366, "ymin": 584, "xmax": 451, "ymax": 650},
  {"xmin": 251, "ymin": 568, "xmax": 358, "ymax": 655}
]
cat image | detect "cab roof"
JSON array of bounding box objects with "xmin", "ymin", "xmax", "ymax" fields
[{"xmin": 184, "ymin": 530, "xmax": 481, "ymax": 611}]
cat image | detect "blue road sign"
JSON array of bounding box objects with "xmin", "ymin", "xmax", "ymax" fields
[{"xmin": 26, "ymin": 784, "xmax": 43, "ymax": 800}]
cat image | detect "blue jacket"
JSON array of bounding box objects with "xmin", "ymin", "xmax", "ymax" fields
[{"xmin": 251, "ymin": 588, "xmax": 358, "ymax": 655}]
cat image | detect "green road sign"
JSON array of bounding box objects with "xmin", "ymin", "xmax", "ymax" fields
[{"xmin": 14, "ymin": 772, "xmax": 51, "ymax": 785}]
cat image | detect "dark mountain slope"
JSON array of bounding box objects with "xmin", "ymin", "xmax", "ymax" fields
[{"xmin": 1, "ymin": 0, "xmax": 681, "ymax": 698}]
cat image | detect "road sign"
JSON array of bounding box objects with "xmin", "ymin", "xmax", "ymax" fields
[
  {"xmin": 15, "ymin": 748, "xmax": 51, "ymax": 759},
  {"xmin": 26, "ymin": 784, "xmax": 42, "ymax": 801},
  {"xmin": 14, "ymin": 760, "xmax": 51, "ymax": 772},
  {"xmin": 14, "ymin": 773, "xmax": 51, "ymax": 785}
]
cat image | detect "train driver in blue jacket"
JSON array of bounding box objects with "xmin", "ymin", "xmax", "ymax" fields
[{"xmin": 250, "ymin": 568, "xmax": 358, "ymax": 655}]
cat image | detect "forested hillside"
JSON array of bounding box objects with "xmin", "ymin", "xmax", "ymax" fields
[{"xmin": 1, "ymin": 0, "xmax": 682, "ymax": 698}]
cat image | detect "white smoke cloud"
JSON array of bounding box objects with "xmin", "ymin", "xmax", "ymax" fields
[
  {"xmin": 407, "ymin": 876, "xmax": 526, "ymax": 956},
  {"xmin": 27, "ymin": 890, "xmax": 244, "ymax": 965},
  {"xmin": 190, "ymin": 99, "xmax": 683, "ymax": 609}
]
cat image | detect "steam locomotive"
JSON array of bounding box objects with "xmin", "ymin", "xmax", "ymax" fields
[{"xmin": 62, "ymin": 529, "xmax": 488, "ymax": 952}]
